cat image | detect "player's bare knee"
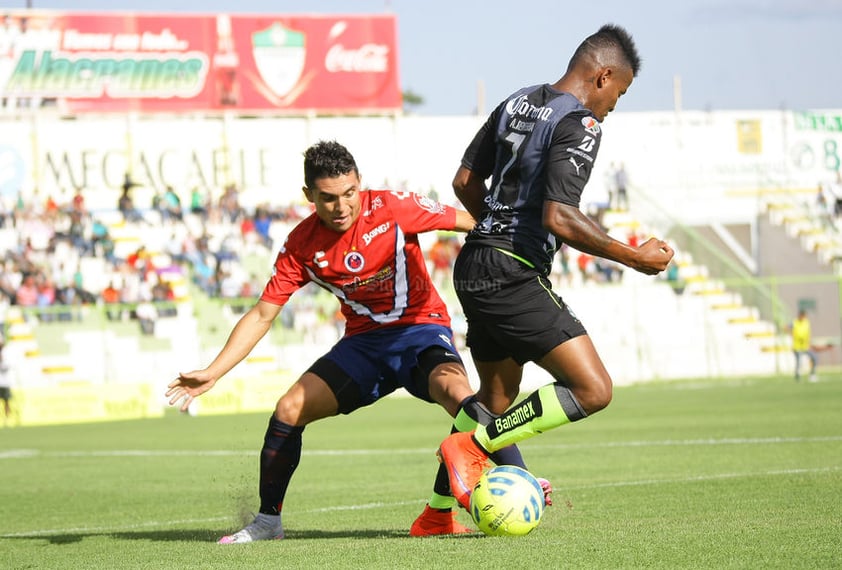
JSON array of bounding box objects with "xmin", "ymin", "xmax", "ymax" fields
[
  {"xmin": 274, "ymin": 395, "xmax": 303, "ymax": 425},
  {"xmin": 589, "ymin": 380, "xmax": 613, "ymax": 413},
  {"xmin": 586, "ymin": 388, "xmax": 612, "ymax": 414},
  {"xmin": 415, "ymin": 346, "xmax": 469, "ymax": 413},
  {"xmin": 574, "ymin": 376, "xmax": 612, "ymax": 414}
]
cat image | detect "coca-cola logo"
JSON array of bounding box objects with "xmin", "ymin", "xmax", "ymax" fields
[{"xmin": 325, "ymin": 43, "xmax": 389, "ymax": 73}]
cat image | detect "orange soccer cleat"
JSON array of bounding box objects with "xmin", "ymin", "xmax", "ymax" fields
[
  {"xmin": 436, "ymin": 431, "xmax": 491, "ymax": 511},
  {"xmin": 409, "ymin": 505, "xmax": 474, "ymax": 537}
]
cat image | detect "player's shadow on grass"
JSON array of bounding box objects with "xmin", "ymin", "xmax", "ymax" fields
[
  {"xmin": 4, "ymin": 529, "xmax": 220, "ymax": 545},
  {"xmin": 9, "ymin": 528, "xmax": 481, "ymax": 545}
]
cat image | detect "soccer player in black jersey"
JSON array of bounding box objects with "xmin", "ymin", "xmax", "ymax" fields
[{"xmin": 436, "ymin": 24, "xmax": 675, "ymax": 510}]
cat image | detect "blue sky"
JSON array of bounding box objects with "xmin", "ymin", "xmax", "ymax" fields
[{"xmin": 21, "ymin": 0, "xmax": 842, "ymax": 115}]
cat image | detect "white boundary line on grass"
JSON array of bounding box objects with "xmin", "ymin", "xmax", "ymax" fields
[
  {"xmin": 566, "ymin": 465, "xmax": 842, "ymax": 489},
  {"xmin": 2, "ymin": 434, "xmax": 841, "ymax": 460},
  {"xmin": 1, "ymin": 466, "xmax": 840, "ymax": 539}
]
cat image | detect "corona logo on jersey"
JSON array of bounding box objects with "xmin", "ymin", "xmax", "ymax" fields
[{"xmin": 505, "ymin": 94, "xmax": 554, "ymax": 121}]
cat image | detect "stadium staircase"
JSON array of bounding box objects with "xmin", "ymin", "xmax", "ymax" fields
[
  {"xmin": 763, "ymin": 195, "xmax": 842, "ymax": 274},
  {"xmin": 570, "ymin": 209, "xmax": 785, "ymax": 384}
]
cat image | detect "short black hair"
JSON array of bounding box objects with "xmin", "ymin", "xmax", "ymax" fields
[
  {"xmin": 570, "ymin": 23, "xmax": 642, "ymax": 77},
  {"xmin": 303, "ymin": 140, "xmax": 359, "ymax": 189}
]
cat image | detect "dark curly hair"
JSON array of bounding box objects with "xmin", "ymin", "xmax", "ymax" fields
[
  {"xmin": 570, "ymin": 23, "xmax": 642, "ymax": 77},
  {"xmin": 303, "ymin": 140, "xmax": 359, "ymax": 189}
]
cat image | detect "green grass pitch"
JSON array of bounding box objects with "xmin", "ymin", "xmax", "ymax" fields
[{"xmin": 1, "ymin": 375, "xmax": 840, "ymax": 569}]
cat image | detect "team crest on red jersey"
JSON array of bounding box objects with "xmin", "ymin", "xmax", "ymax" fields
[{"xmin": 344, "ymin": 250, "xmax": 365, "ymax": 272}]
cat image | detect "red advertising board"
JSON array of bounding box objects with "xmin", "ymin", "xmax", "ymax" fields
[{"xmin": 0, "ymin": 10, "xmax": 401, "ymax": 114}]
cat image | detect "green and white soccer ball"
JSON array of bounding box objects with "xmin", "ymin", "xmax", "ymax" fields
[{"xmin": 469, "ymin": 465, "xmax": 544, "ymax": 536}]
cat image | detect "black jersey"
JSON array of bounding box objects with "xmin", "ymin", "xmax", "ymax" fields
[{"xmin": 460, "ymin": 84, "xmax": 602, "ymax": 276}]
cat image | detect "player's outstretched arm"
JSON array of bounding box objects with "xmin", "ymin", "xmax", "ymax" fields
[
  {"xmin": 165, "ymin": 300, "xmax": 282, "ymax": 412},
  {"xmin": 453, "ymin": 208, "xmax": 477, "ymax": 232},
  {"xmin": 542, "ymin": 201, "xmax": 673, "ymax": 275}
]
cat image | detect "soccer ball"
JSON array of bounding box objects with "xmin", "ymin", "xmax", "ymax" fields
[{"xmin": 469, "ymin": 465, "xmax": 544, "ymax": 536}]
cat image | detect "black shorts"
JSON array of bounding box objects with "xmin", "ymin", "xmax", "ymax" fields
[{"xmin": 453, "ymin": 243, "xmax": 587, "ymax": 365}]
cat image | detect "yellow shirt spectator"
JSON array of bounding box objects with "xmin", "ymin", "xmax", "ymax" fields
[
  {"xmin": 791, "ymin": 314, "xmax": 811, "ymax": 352},
  {"xmin": 790, "ymin": 310, "xmax": 816, "ymax": 382}
]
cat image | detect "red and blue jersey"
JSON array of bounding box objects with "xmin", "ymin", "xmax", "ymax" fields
[{"xmin": 261, "ymin": 189, "xmax": 458, "ymax": 336}]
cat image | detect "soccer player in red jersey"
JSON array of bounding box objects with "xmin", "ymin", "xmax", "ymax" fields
[{"xmin": 167, "ymin": 140, "xmax": 526, "ymax": 542}]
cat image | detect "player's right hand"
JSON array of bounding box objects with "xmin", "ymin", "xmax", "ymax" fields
[
  {"xmin": 633, "ymin": 238, "xmax": 675, "ymax": 275},
  {"xmin": 166, "ymin": 371, "xmax": 217, "ymax": 412}
]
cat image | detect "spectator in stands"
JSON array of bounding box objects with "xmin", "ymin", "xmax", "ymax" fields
[
  {"xmin": 36, "ymin": 276, "xmax": 56, "ymax": 322},
  {"xmin": 102, "ymin": 281, "xmax": 122, "ymax": 321},
  {"xmin": 613, "ymin": 162, "xmax": 629, "ymax": 211},
  {"xmin": 603, "ymin": 162, "xmax": 618, "ymax": 212},
  {"xmin": 18, "ymin": 210, "xmax": 55, "ymax": 254},
  {"xmin": 577, "ymin": 251, "xmax": 594, "ymax": 284},
  {"xmin": 0, "ymin": 264, "xmax": 18, "ymax": 303},
  {"xmin": 789, "ymin": 309, "xmax": 818, "ymax": 383},
  {"xmin": 665, "ymin": 261, "xmax": 685, "ymax": 295},
  {"xmin": 429, "ymin": 235, "xmax": 458, "ymax": 289},
  {"xmin": 90, "ymin": 219, "xmax": 117, "ymax": 266},
  {"xmin": 0, "ymin": 339, "xmax": 12, "ymax": 426},
  {"xmin": 118, "ymin": 174, "xmax": 146, "ymax": 224},
  {"xmin": 239, "ymin": 273, "xmax": 261, "ymax": 299},
  {"xmin": 0, "ymin": 195, "xmax": 9, "ymax": 229},
  {"xmin": 184, "ymin": 234, "xmax": 216, "ymax": 296},
  {"xmin": 219, "ymin": 183, "xmax": 241, "ymax": 223},
  {"xmin": 53, "ymin": 263, "xmax": 83, "ymax": 321},
  {"xmin": 253, "ymin": 207, "xmax": 273, "ymax": 250},
  {"xmin": 44, "ymin": 194, "xmax": 60, "ymax": 222},
  {"xmin": 126, "ymin": 245, "xmax": 156, "ymax": 282},
  {"xmin": 67, "ymin": 210, "xmax": 90, "ymax": 256},
  {"xmin": 190, "ymin": 187, "xmax": 208, "ymax": 219},
  {"xmin": 152, "ymin": 274, "xmax": 176, "ymax": 316},
  {"xmin": 239, "ymin": 214, "xmax": 257, "ymax": 249},
  {"xmin": 553, "ymin": 243, "xmax": 573, "ymax": 287},
  {"xmin": 14, "ymin": 273, "xmax": 38, "ymax": 307},
  {"xmin": 831, "ymin": 171, "xmax": 842, "ymax": 220},
  {"xmin": 163, "ymin": 186, "xmax": 184, "ymax": 222},
  {"xmin": 814, "ymin": 184, "xmax": 834, "ymax": 230},
  {"xmin": 12, "ymin": 191, "xmax": 25, "ymax": 228},
  {"xmin": 595, "ymin": 258, "xmax": 623, "ymax": 283},
  {"xmin": 135, "ymin": 297, "xmax": 157, "ymax": 335},
  {"xmin": 70, "ymin": 187, "xmax": 86, "ymax": 217},
  {"xmin": 217, "ymin": 269, "xmax": 242, "ymax": 299},
  {"xmin": 150, "ymin": 188, "xmax": 165, "ymax": 221}
]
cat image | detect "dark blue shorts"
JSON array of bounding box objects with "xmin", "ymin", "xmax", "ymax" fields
[{"xmin": 308, "ymin": 323, "xmax": 462, "ymax": 414}]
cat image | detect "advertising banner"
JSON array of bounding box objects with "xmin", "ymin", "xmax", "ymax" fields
[{"xmin": 0, "ymin": 10, "xmax": 401, "ymax": 114}]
